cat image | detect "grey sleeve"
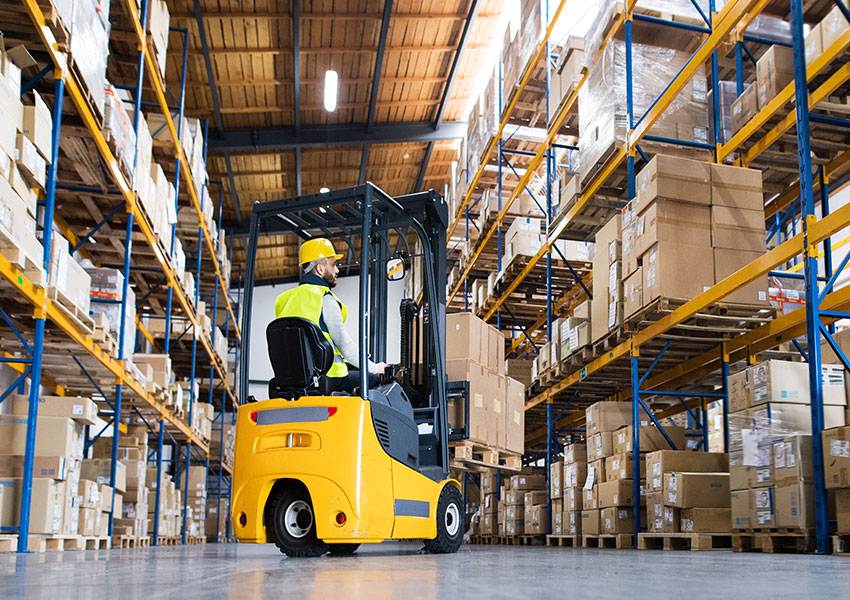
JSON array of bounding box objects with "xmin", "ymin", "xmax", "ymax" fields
[{"xmin": 322, "ymin": 294, "xmax": 379, "ymax": 374}]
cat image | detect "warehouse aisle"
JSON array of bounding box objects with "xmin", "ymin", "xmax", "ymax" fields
[{"xmin": 2, "ymin": 542, "xmax": 846, "ymax": 599}]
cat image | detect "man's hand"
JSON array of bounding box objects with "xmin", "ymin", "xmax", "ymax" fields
[{"xmin": 374, "ymin": 362, "xmax": 388, "ymax": 375}]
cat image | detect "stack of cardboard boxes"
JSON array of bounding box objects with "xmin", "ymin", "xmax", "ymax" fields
[
  {"xmin": 210, "ymin": 421, "xmax": 236, "ymax": 473},
  {"xmin": 501, "ymin": 472, "xmax": 546, "ymax": 536},
  {"xmin": 185, "ymin": 467, "xmax": 207, "ymax": 537},
  {"xmin": 0, "ymin": 396, "xmax": 95, "ymax": 537},
  {"xmin": 620, "ymin": 154, "xmax": 769, "ymax": 326},
  {"xmin": 823, "ymin": 425, "xmax": 850, "ymax": 537},
  {"xmin": 536, "ymin": 300, "xmax": 591, "ymax": 382},
  {"xmin": 145, "ymin": 466, "xmax": 182, "ymax": 539},
  {"xmin": 561, "ymin": 442, "xmax": 587, "ymax": 536},
  {"xmin": 591, "ymin": 217, "xmax": 623, "ymax": 344},
  {"xmin": 110, "ymin": 432, "xmax": 149, "ymax": 543},
  {"xmin": 446, "ymin": 313, "xmax": 525, "ymax": 455},
  {"xmin": 479, "ymin": 473, "xmax": 499, "ymax": 536},
  {"xmin": 646, "ymin": 450, "xmax": 730, "ymax": 534},
  {"xmin": 729, "ymin": 359, "xmax": 847, "ymax": 530},
  {"xmin": 549, "ymin": 36, "xmax": 585, "ymax": 124}
]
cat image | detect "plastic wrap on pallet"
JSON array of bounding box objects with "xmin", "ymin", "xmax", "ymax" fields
[
  {"xmin": 91, "ymin": 280, "xmax": 136, "ymax": 359},
  {"xmin": 103, "ymin": 84, "xmax": 137, "ymax": 178},
  {"xmin": 583, "ymin": 0, "xmax": 710, "ymax": 69},
  {"xmin": 576, "ymin": 38, "xmax": 708, "ymax": 183},
  {"xmin": 708, "ymin": 80, "xmax": 737, "ymax": 145},
  {"xmin": 85, "ymin": 266, "xmax": 124, "ymax": 300},
  {"xmin": 69, "ymin": 0, "xmax": 109, "ymax": 116},
  {"xmin": 743, "ymin": 14, "xmax": 793, "ymax": 45},
  {"xmin": 146, "ymin": 0, "xmax": 170, "ymax": 78}
]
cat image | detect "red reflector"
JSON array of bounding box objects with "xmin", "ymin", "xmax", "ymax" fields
[
  {"xmin": 327, "ymin": 407, "xmax": 337, "ymax": 417},
  {"xmin": 249, "ymin": 411, "xmax": 258, "ymax": 423},
  {"xmin": 335, "ymin": 511, "xmax": 346, "ymax": 525}
]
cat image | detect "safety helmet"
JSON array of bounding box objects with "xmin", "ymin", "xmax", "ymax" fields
[{"xmin": 299, "ymin": 238, "xmax": 343, "ymax": 265}]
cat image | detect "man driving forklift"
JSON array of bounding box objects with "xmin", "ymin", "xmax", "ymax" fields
[{"xmin": 274, "ymin": 237, "xmax": 388, "ymax": 393}]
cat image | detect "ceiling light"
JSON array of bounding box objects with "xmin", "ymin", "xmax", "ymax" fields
[
  {"xmin": 320, "ymin": 187, "xmax": 330, "ymax": 194},
  {"xmin": 324, "ymin": 70, "xmax": 338, "ymax": 112},
  {"xmin": 403, "ymin": 153, "xmax": 409, "ymax": 159},
  {"xmin": 318, "ymin": 206, "xmax": 327, "ymax": 213}
]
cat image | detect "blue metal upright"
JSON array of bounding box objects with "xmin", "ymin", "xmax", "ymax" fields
[
  {"xmin": 17, "ymin": 74, "xmax": 65, "ymax": 553},
  {"xmin": 152, "ymin": 418, "xmax": 165, "ymax": 544},
  {"xmin": 789, "ymin": 0, "xmax": 829, "ymax": 554}
]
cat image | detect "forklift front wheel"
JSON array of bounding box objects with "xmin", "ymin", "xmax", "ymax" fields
[
  {"xmin": 269, "ymin": 487, "xmax": 327, "ymax": 557},
  {"xmin": 423, "ymin": 485, "xmax": 464, "ymax": 554}
]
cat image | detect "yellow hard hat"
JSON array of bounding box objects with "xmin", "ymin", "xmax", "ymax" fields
[{"xmin": 299, "ymin": 238, "xmax": 343, "ymax": 265}]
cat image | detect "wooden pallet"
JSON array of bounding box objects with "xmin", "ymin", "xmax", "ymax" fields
[
  {"xmin": 114, "ymin": 534, "xmax": 149, "ymax": 548},
  {"xmin": 582, "ymin": 533, "xmax": 632, "ymax": 549},
  {"xmin": 449, "ymin": 440, "xmax": 522, "ymax": 472},
  {"xmin": 624, "ymin": 296, "xmax": 777, "ymax": 337},
  {"xmin": 512, "ymin": 534, "xmax": 546, "ymax": 546},
  {"xmin": 638, "ymin": 532, "xmax": 732, "ymax": 551},
  {"xmin": 591, "ymin": 327, "xmax": 626, "ymax": 357},
  {"xmin": 832, "ymin": 534, "xmax": 850, "ymax": 556},
  {"xmin": 732, "ymin": 529, "xmax": 815, "ymax": 554},
  {"xmin": 36, "ymin": 0, "xmax": 71, "ymax": 50},
  {"xmin": 469, "ymin": 535, "xmax": 500, "ymax": 545},
  {"xmin": 157, "ymin": 536, "xmax": 180, "ymax": 546},
  {"xmin": 0, "ymin": 226, "xmax": 45, "ymax": 289},
  {"xmin": 47, "ymin": 286, "xmax": 95, "ymax": 334},
  {"xmin": 67, "ymin": 55, "xmax": 104, "ymax": 124},
  {"xmin": 546, "ymin": 534, "xmax": 582, "ymax": 547},
  {"xmin": 186, "ymin": 535, "xmax": 206, "ymax": 545}
]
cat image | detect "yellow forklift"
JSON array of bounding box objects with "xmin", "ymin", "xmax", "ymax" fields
[{"xmin": 232, "ymin": 184, "xmax": 466, "ymax": 556}]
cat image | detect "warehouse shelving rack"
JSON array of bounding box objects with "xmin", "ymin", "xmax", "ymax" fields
[
  {"xmin": 0, "ymin": 0, "xmax": 240, "ymax": 552},
  {"xmin": 446, "ymin": 0, "xmax": 850, "ymax": 553}
]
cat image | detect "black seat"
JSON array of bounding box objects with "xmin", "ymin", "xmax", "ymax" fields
[{"xmin": 267, "ymin": 317, "xmax": 334, "ymax": 399}]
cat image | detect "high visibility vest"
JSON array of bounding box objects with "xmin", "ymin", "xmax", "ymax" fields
[{"xmin": 274, "ymin": 283, "xmax": 349, "ymax": 378}]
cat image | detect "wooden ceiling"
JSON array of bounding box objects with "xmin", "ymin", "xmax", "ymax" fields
[{"xmin": 165, "ymin": 0, "xmax": 505, "ymax": 281}]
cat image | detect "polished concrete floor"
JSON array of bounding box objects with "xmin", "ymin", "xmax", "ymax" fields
[{"xmin": 2, "ymin": 540, "xmax": 847, "ymax": 599}]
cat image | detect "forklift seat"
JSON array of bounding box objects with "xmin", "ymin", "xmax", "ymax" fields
[{"xmin": 267, "ymin": 317, "xmax": 334, "ymax": 399}]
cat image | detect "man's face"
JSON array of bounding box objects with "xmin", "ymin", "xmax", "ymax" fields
[{"xmin": 316, "ymin": 257, "xmax": 339, "ymax": 287}]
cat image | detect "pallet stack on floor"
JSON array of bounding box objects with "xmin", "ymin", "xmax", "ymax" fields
[{"xmin": 728, "ymin": 359, "xmax": 848, "ymax": 553}]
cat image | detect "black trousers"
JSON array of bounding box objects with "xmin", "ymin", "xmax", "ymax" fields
[{"xmin": 321, "ymin": 368, "xmax": 382, "ymax": 394}]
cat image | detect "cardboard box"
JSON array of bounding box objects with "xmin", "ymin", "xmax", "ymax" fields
[
  {"xmin": 646, "ymin": 450, "xmax": 729, "ymax": 491},
  {"xmin": 646, "ymin": 492, "xmax": 664, "ymax": 532},
  {"xmin": 583, "ymin": 485, "xmax": 598, "ymax": 510},
  {"xmin": 633, "ymin": 200, "xmax": 711, "ymax": 259},
  {"xmin": 563, "ymin": 486, "xmax": 582, "ymax": 512},
  {"xmin": 564, "ymin": 443, "xmax": 587, "ymax": 464},
  {"xmin": 80, "ymin": 459, "xmax": 127, "ymax": 494},
  {"xmin": 680, "ymin": 508, "xmax": 731, "ymax": 533},
  {"xmin": 0, "ymin": 415, "xmax": 83, "ymax": 460},
  {"xmin": 598, "ymin": 479, "xmax": 638, "ymax": 508},
  {"xmin": 22, "ymin": 90, "xmax": 52, "ymax": 161},
  {"xmin": 710, "ymin": 206, "xmax": 766, "ymax": 252},
  {"xmin": 564, "ymin": 461, "xmax": 587, "ymax": 489},
  {"xmin": 587, "ymin": 459, "xmax": 606, "ymax": 489},
  {"xmin": 587, "ymin": 432, "xmax": 613, "ymax": 462},
  {"xmin": 642, "ymin": 241, "xmax": 714, "ymax": 304},
  {"xmin": 623, "ymin": 267, "xmax": 643, "ymax": 317},
  {"xmin": 524, "ymin": 504, "xmax": 548, "ymax": 534},
  {"xmin": 10, "ymin": 395, "xmax": 98, "ymax": 426},
  {"xmin": 756, "ymin": 45, "xmax": 795, "ymax": 109},
  {"xmin": 605, "ymin": 453, "xmax": 646, "ymax": 482},
  {"xmin": 713, "ymin": 247, "xmax": 770, "ymax": 305},
  {"xmin": 823, "ymin": 426, "xmax": 850, "ymax": 488},
  {"xmin": 0, "ymin": 478, "xmax": 63, "ymax": 534},
  {"xmin": 586, "ymin": 402, "xmax": 632, "ymax": 435},
  {"xmin": 728, "ymin": 368, "xmax": 751, "ymax": 412},
  {"xmin": 751, "ymin": 360, "xmax": 846, "ymax": 407},
  {"xmin": 601, "ymin": 506, "xmax": 642, "ymax": 534},
  {"xmin": 664, "ymin": 472, "xmax": 730, "ymax": 508},
  {"xmin": 730, "ymin": 490, "xmax": 751, "ymax": 529},
  {"xmin": 836, "ymin": 488, "xmax": 850, "ymax": 534},
  {"xmin": 822, "ymin": 5, "xmax": 848, "ymax": 49},
  {"xmin": 502, "ymin": 376, "xmax": 525, "ymax": 454},
  {"xmin": 550, "ymin": 460, "xmax": 563, "ymax": 499},
  {"xmin": 511, "ymin": 474, "xmax": 546, "ymax": 491},
  {"xmin": 710, "ymin": 163, "xmax": 763, "ymax": 210},
  {"xmin": 774, "ymin": 479, "xmax": 813, "ymax": 529},
  {"xmin": 0, "ymin": 455, "xmax": 68, "ymax": 480},
  {"xmin": 580, "ymin": 509, "xmax": 600, "ymax": 536},
  {"xmin": 805, "ymin": 21, "xmax": 823, "ymax": 66},
  {"xmin": 613, "ymin": 424, "xmax": 688, "ymax": 454},
  {"xmin": 634, "ymin": 154, "xmax": 711, "ymax": 215},
  {"xmin": 446, "ymin": 313, "xmax": 486, "ymax": 364},
  {"xmin": 446, "ymin": 359, "xmax": 501, "ymax": 447},
  {"xmin": 565, "ymin": 510, "xmax": 581, "ymax": 535},
  {"xmin": 750, "ymin": 403, "xmax": 844, "ymax": 443},
  {"xmin": 730, "ymin": 84, "xmax": 758, "ymax": 134}
]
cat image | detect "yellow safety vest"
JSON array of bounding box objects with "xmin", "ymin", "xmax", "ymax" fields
[{"xmin": 274, "ymin": 283, "xmax": 349, "ymax": 378}]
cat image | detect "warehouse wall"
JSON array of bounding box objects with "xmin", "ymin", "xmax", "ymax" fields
[{"xmin": 246, "ymin": 275, "xmax": 404, "ymax": 401}]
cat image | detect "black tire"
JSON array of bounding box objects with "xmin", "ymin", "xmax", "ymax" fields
[
  {"xmin": 268, "ymin": 487, "xmax": 327, "ymax": 557},
  {"xmin": 326, "ymin": 543, "xmax": 360, "ymax": 555},
  {"xmin": 423, "ymin": 485, "xmax": 464, "ymax": 554}
]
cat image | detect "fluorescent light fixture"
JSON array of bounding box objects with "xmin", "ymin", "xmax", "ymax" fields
[
  {"xmin": 318, "ymin": 206, "xmax": 327, "ymax": 213},
  {"xmin": 324, "ymin": 70, "xmax": 338, "ymax": 112},
  {"xmin": 320, "ymin": 187, "xmax": 330, "ymax": 194}
]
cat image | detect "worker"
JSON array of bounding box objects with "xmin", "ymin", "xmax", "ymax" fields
[{"xmin": 274, "ymin": 237, "xmax": 387, "ymax": 393}]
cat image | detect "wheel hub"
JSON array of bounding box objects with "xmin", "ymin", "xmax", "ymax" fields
[
  {"xmin": 284, "ymin": 500, "xmax": 313, "ymax": 538},
  {"xmin": 445, "ymin": 502, "xmax": 460, "ymax": 537}
]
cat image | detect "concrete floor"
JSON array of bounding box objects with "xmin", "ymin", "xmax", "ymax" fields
[{"xmin": 2, "ymin": 541, "xmax": 847, "ymax": 599}]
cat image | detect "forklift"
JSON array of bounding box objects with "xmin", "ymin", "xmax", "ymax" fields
[{"xmin": 232, "ymin": 183, "xmax": 466, "ymax": 556}]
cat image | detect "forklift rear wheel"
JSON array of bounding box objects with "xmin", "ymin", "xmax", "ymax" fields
[
  {"xmin": 269, "ymin": 488, "xmax": 327, "ymax": 557},
  {"xmin": 423, "ymin": 485, "xmax": 464, "ymax": 554},
  {"xmin": 326, "ymin": 543, "xmax": 360, "ymax": 555}
]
